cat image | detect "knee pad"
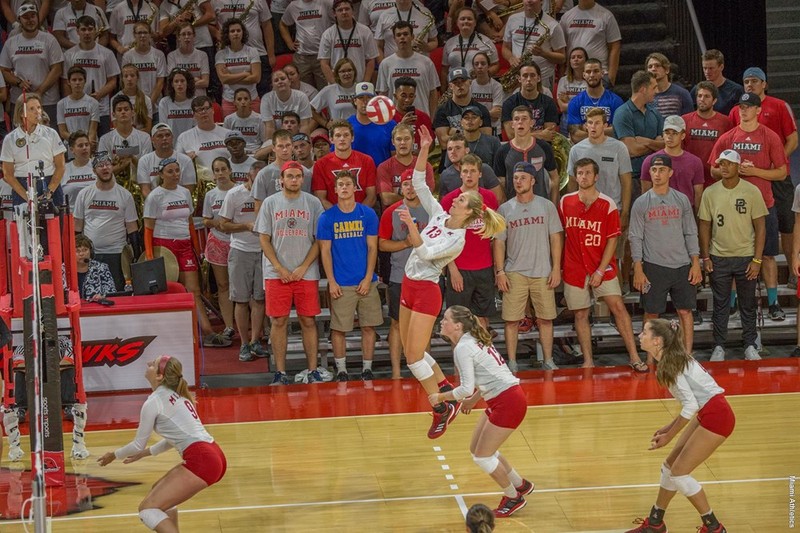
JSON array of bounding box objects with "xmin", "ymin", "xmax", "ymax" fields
[
  {"xmin": 407, "ymin": 359, "xmax": 434, "ymax": 381},
  {"xmin": 660, "ymin": 463, "xmax": 676, "ymax": 491},
  {"xmin": 423, "ymin": 352, "xmax": 437, "ymax": 367},
  {"xmin": 473, "ymin": 454, "xmax": 500, "ymax": 474},
  {"xmin": 139, "ymin": 508, "xmax": 169, "ymax": 530},
  {"xmin": 670, "ymin": 474, "xmax": 702, "ymax": 497}
]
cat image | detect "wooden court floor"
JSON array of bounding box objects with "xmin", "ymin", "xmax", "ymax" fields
[{"xmin": 0, "ymin": 390, "xmax": 798, "ymax": 532}]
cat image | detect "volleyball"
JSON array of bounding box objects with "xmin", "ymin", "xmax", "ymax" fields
[{"xmin": 366, "ymin": 95, "xmax": 396, "ymax": 125}]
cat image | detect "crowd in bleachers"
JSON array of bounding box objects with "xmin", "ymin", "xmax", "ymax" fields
[{"xmin": 0, "ymin": 0, "xmax": 796, "ymax": 384}]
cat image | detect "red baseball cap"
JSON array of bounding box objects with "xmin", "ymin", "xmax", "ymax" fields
[
  {"xmin": 400, "ymin": 169, "xmax": 414, "ymax": 183},
  {"xmin": 281, "ymin": 161, "xmax": 304, "ymax": 173}
]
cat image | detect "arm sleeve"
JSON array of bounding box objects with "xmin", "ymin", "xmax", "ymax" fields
[
  {"xmin": 114, "ymin": 397, "xmax": 159, "ymax": 459},
  {"xmin": 415, "ymin": 230, "xmax": 465, "ymax": 262}
]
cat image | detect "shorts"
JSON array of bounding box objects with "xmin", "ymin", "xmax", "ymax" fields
[
  {"xmin": 763, "ymin": 207, "xmax": 779, "ymax": 257},
  {"xmin": 388, "ymin": 281, "xmax": 402, "ymax": 321},
  {"xmin": 400, "ymin": 276, "xmax": 442, "ymax": 317},
  {"xmin": 641, "ymin": 262, "xmax": 697, "ymax": 314},
  {"xmin": 445, "ymin": 267, "xmax": 496, "ymax": 317},
  {"xmin": 182, "ymin": 441, "xmax": 227, "ymax": 486},
  {"xmin": 153, "ymin": 237, "xmax": 197, "ymax": 272},
  {"xmin": 485, "ymin": 385, "xmax": 527, "ymax": 430},
  {"xmin": 330, "ymin": 282, "xmax": 384, "ymax": 332},
  {"xmin": 205, "ymin": 233, "xmax": 231, "ymax": 267},
  {"xmin": 265, "ymin": 279, "xmax": 320, "ymax": 317},
  {"xmin": 697, "ymin": 394, "xmax": 735, "ymax": 438},
  {"xmin": 501, "ymin": 272, "xmax": 557, "ymax": 321},
  {"xmin": 772, "ymin": 179, "xmax": 795, "ymax": 234},
  {"xmin": 228, "ymin": 248, "xmax": 264, "ymax": 302},
  {"xmin": 563, "ymin": 276, "xmax": 621, "ymax": 310}
]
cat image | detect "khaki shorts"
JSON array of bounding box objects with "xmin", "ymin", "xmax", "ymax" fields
[
  {"xmin": 330, "ymin": 282, "xmax": 385, "ymax": 332},
  {"xmin": 501, "ymin": 272, "xmax": 557, "ymax": 321},
  {"xmin": 564, "ymin": 276, "xmax": 622, "ymax": 310}
]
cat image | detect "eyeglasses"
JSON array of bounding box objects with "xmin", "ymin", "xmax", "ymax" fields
[
  {"xmin": 134, "ymin": 31, "xmax": 150, "ymax": 35},
  {"xmin": 193, "ymin": 106, "xmax": 212, "ymax": 113}
]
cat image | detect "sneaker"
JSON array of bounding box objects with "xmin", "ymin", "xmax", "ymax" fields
[
  {"xmin": 791, "ymin": 347, "xmax": 800, "ymax": 357},
  {"xmin": 361, "ymin": 368, "xmax": 374, "ymax": 381},
  {"xmin": 493, "ymin": 494, "xmax": 526, "ymax": 518},
  {"xmin": 744, "ymin": 345, "xmax": 762, "ymax": 361},
  {"xmin": 789, "ymin": 275, "xmax": 798, "ymax": 290},
  {"xmin": 294, "ymin": 369, "xmax": 309, "ymax": 383},
  {"xmin": 710, "ymin": 346, "xmax": 725, "ymax": 362},
  {"xmin": 697, "ymin": 523, "xmax": 726, "ymax": 533},
  {"xmin": 239, "ymin": 344, "xmax": 255, "ymax": 362},
  {"xmin": 507, "ymin": 359, "xmax": 518, "ymax": 373},
  {"xmin": 249, "ymin": 342, "xmax": 269, "ymax": 358},
  {"xmin": 516, "ymin": 478, "xmax": 535, "ymax": 496},
  {"xmin": 624, "ymin": 517, "xmax": 667, "ymax": 533},
  {"xmin": 317, "ymin": 366, "xmax": 334, "ymax": 381},
  {"xmin": 222, "ymin": 327, "xmax": 236, "ymax": 340},
  {"xmin": 427, "ymin": 403, "xmax": 455, "ymax": 439},
  {"xmin": 768, "ymin": 304, "xmax": 786, "ymax": 321},
  {"xmin": 518, "ymin": 316, "xmax": 534, "ymax": 333},
  {"xmin": 542, "ymin": 359, "xmax": 559, "ymax": 371},
  {"xmin": 336, "ymin": 370, "xmax": 349, "ymax": 382},
  {"xmin": 204, "ymin": 333, "xmax": 232, "ymax": 348},
  {"xmin": 693, "ymin": 309, "xmax": 703, "ymax": 325},
  {"xmin": 306, "ymin": 369, "xmax": 323, "ymax": 384},
  {"xmin": 270, "ymin": 371, "xmax": 289, "ymax": 386}
]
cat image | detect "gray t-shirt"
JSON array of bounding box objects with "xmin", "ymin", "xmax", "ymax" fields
[
  {"xmin": 438, "ymin": 163, "xmax": 499, "ymax": 198},
  {"xmin": 252, "ymin": 163, "xmax": 312, "ymax": 201},
  {"xmin": 443, "ymin": 134, "xmax": 501, "ymax": 170},
  {"xmin": 219, "ymin": 184, "xmax": 261, "ymax": 252},
  {"xmin": 376, "ymin": 53, "xmax": 439, "ymax": 114},
  {"xmin": 74, "ymin": 184, "xmax": 138, "ymax": 254},
  {"xmin": 202, "ymin": 186, "xmax": 232, "ymax": 242},
  {"xmin": 254, "ymin": 191, "xmax": 324, "ymax": 280},
  {"xmin": 628, "ymin": 188, "xmax": 699, "ymax": 269},
  {"xmin": 380, "ymin": 201, "xmax": 431, "ymax": 283},
  {"xmin": 567, "ymin": 137, "xmax": 631, "ymax": 207},
  {"xmin": 496, "ymin": 196, "xmax": 562, "ymax": 278}
]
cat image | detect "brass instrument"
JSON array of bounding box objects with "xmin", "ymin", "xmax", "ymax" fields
[
  {"xmin": 171, "ymin": 0, "xmax": 197, "ymax": 24},
  {"xmin": 496, "ymin": 2, "xmax": 523, "ymax": 18},
  {"xmin": 499, "ymin": 11, "xmax": 549, "ymax": 92},
  {"xmin": 239, "ymin": 0, "xmax": 257, "ymax": 22},
  {"xmin": 412, "ymin": 2, "xmax": 435, "ymax": 52},
  {"xmin": 191, "ymin": 160, "xmax": 215, "ymax": 218},
  {"xmin": 551, "ymin": 132, "xmax": 572, "ymax": 191}
]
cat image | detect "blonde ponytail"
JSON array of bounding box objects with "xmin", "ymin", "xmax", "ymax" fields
[
  {"xmin": 448, "ymin": 305, "xmax": 493, "ymax": 347},
  {"xmin": 159, "ymin": 356, "xmax": 195, "ymax": 406}
]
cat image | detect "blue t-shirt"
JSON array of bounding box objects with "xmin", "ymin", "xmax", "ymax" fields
[
  {"xmin": 566, "ymin": 89, "xmax": 624, "ymax": 126},
  {"xmin": 348, "ymin": 116, "xmax": 396, "ymax": 167},
  {"xmin": 612, "ymin": 99, "xmax": 665, "ymax": 179},
  {"xmin": 316, "ymin": 203, "xmax": 379, "ymax": 286},
  {"xmin": 653, "ymin": 83, "xmax": 694, "ymax": 118}
]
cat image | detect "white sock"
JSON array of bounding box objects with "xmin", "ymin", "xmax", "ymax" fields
[
  {"xmin": 503, "ymin": 483, "xmax": 517, "ymax": 498},
  {"xmin": 363, "ymin": 360, "xmax": 372, "ymax": 371},
  {"xmin": 335, "ymin": 357, "xmax": 347, "ymax": 372},
  {"xmin": 507, "ymin": 468, "xmax": 523, "ymax": 487}
]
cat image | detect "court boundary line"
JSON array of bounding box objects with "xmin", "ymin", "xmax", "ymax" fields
[{"xmin": 0, "ymin": 476, "xmax": 788, "ymax": 525}]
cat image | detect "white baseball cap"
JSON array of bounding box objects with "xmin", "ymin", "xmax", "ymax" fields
[{"xmin": 715, "ymin": 149, "xmax": 741, "ymax": 165}]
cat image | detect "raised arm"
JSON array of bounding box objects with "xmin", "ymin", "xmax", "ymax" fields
[{"xmin": 411, "ymin": 126, "xmax": 442, "ymax": 218}]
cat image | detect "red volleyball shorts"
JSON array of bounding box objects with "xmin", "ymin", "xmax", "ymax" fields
[
  {"xmin": 400, "ymin": 276, "xmax": 442, "ymax": 317},
  {"xmin": 153, "ymin": 237, "xmax": 198, "ymax": 272},
  {"xmin": 485, "ymin": 385, "xmax": 527, "ymax": 430},
  {"xmin": 182, "ymin": 441, "xmax": 227, "ymax": 485},
  {"xmin": 697, "ymin": 394, "xmax": 735, "ymax": 438}
]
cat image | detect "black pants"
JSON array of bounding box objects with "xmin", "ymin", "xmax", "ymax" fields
[
  {"xmin": 709, "ymin": 255, "xmax": 757, "ymax": 348},
  {"xmin": 258, "ymin": 55, "xmax": 273, "ymax": 96},
  {"xmin": 95, "ymin": 252, "xmax": 124, "ymax": 292}
]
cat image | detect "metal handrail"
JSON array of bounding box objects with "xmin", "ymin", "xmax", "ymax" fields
[{"xmin": 685, "ymin": 0, "xmax": 707, "ymax": 54}]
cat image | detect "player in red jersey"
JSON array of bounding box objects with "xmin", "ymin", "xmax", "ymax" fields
[
  {"xmin": 560, "ymin": 157, "xmax": 648, "ymax": 372},
  {"xmin": 682, "ymin": 81, "xmax": 733, "ymax": 190},
  {"xmin": 311, "ymin": 120, "xmax": 377, "ymax": 209}
]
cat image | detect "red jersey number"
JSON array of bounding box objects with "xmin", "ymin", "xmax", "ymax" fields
[
  {"xmin": 425, "ymin": 226, "xmax": 442, "ymax": 239},
  {"xmin": 185, "ymin": 400, "xmax": 199, "ymax": 420},
  {"xmin": 479, "ymin": 342, "xmax": 505, "ymax": 366}
]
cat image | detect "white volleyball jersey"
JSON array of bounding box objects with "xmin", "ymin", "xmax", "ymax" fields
[
  {"xmin": 451, "ymin": 333, "xmax": 519, "ymax": 401},
  {"xmin": 115, "ymin": 386, "xmax": 213, "ymax": 459},
  {"xmin": 668, "ymin": 358, "xmax": 725, "ymax": 420}
]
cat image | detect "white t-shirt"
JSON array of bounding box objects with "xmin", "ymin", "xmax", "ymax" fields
[
  {"xmin": 218, "ymin": 183, "xmax": 261, "ymax": 252},
  {"xmin": 441, "ymin": 32, "xmax": 497, "ymax": 77},
  {"xmin": 559, "ymin": 3, "xmax": 621, "ymax": 73},
  {"xmin": 317, "ymin": 22, "xmax": 378, "ymax": 83},
  {"xmin": 503, "ymin": 11, "xmax": 565, "ymax": 86},
  {"xmin": 175, "ymin": 125, "xmax": 232, "ymax": 176},
  {"xmin": 56, "ymin": 94, "xmax": 100, "ymax": 134},
  {"xmin": 212, "ymin": 0, "xmax": 272, "ymax": 56},
  {"xmin": 214, "ymin": 44, "xmax": 261, "ymax": 101},
  {"xmin": 74, "ymin": 183, "xmax": 138, "ymax": 253},
  {"xmin": 376, "ymin": 53, "xmax": 439, "ymax": 114},
  {"xmin": 108, "ymin": 1, "xmax": 159, "ymax": 51},
  {"xmin": 97, "ymin": 128, "xmax": 154, "ymax": 160},
  {"xmin": 53, "ymin": 4, "xmax": 109, "ymax": 48},
  {"xmin": 203, "ymin": 186, "xmax": 232, "ymax": 242},
  {"xmin": 0, "ymin": 31, "xmax": 65, "ymax": 105},
  {"xmin": 143, "ymin": 185, "xmax": 194, "ymax": 239},
  {"xmin": 260, "ymin": 89, "xmax": 313, "ymax": 127},
  {"xmin": 121, "ymin": 47, "xmax": 168, "ymax": 100},
  {"xmin": 374, "ymin": 5, "xmax": 437, "ymax": 58},
  {"xmin": 63, "ymin": 44, "xmax": 121, "ymax": 116},
  {"xmin": 159, "ymin": 0, "xmax": 213, "ymax": 48},
  {"xmin": 230, "ymin": 156, "xmax": 257, "ymax": 184},
  {"xmin": 357, "ymin": 0, "xmax": 394, "ymax": 32},
  {"xmin": 157, "ymin": 97, "xmax": 195, "ymax": 142},
  {"xmin": 138, "ymin": 151, "xmax": 197, "ymax": 189},
  {"xmin": 0, "ymin": 125, "xmax": 67, "ymax": 178},
  {"xmin": 470, "ymin": 78, "xmax": 504, "ymax": 133},
  {"xmin": 451, "ymin": 333, "xmax": 520, "ymax": 401},
  {"xmin": 310, "ymin": 83, "xmax": 356, "ymax": 121},
  {"xmin": 223, "ymin": 112, "xmax": 264, "ymax": 153},
  {"xmin": 297, "ymin": 81, "xmax": 319, "ymax": 101},
  {"xmin": 167, "ymin": 48, "xmax": 210, "ymax": 97},
  {"xmin": 112, "ymin": 91, "xmax": 154, "ymax": 131},
  {"xmin": 280, "ymin": 0, "xmax": 332, "ymax": 55},
  {"xmin": 61, "ymin": 160, "xmax": 97, "ymax": 210},
  {"xmin": 114, "ymin": 386, "xmax": 213, "ymax": 459}
]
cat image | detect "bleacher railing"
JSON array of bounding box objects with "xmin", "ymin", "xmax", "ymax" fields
[{"xmin": 665, "ymin": 0, "xmax": 706, "ymax": 88}]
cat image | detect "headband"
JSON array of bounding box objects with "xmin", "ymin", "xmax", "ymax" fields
[{"xmin": 158, "ymin": 355, "xmax": 171, "ymax": 376}]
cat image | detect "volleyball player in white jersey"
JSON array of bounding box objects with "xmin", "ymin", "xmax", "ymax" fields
[
  {"xmin": 98, "ymin": 356, "xmax": 226, "ymax": 532},
  {"xmin": 396, "ymin": 125, "xmax": 505, "ymax": 439},
  {"xmin": 627, "ymin": 318, "xmax": 732, "ymax": 533},
  {"xmin": 431, "ymin": 305, "xmax": 533, "ymax": 518}
]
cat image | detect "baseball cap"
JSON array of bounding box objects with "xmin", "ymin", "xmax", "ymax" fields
[
  {"xmin": 292, "ymin": 133, "xmax": 310, "ymax": 143},
  {"xmin": 312, "ymin": 133, "xmax": 330, "ymax": 145},
  {"xmin": 513, "ymin": 161, "xmax": 536, "ymax": 176},
  {"xmin": 17, "ymin": 3, "xmax": 37, "ymax": 16},
  {"xmin": 448, "ymin": 67, "xmax": 469, "ymax": 82},
  {"xmin": 224, "ymin": 130, "xmax": 245, "ymax": 144},
  {"xmin": 400, "ymin": 168, "xmax": 414, "ymax": 183},
  {"xmin": 332, "ymin": 0, "xmax": 352, "ymax": 7},
  {"xmin": 742, "ymin": 67, "xmax": 766, "ymax": 81},
  {"xmin": 461, "ymin": 105, "xmax": 481, "ymax": 117},
  {"xmin": 281, "ymin": 161, "xmax": 304, "ymax": 173},
  {"xmin": 354, "ymin": 82, "xmax": 375, "ymax": 98},
  {"xmin": 151, "ymin": 122, "xmax": 172, "ymax": 136},
  {"xmin": 738, "ymin": 92, "xmax": 761, "ymax": 107},
  {"xmin": 650, "ymin": 154, "xmax": 672, "ymax": 168},
  {"xmin": 715, "ymin": 149, "xmax": 741, "ymax": 165},
  {"xmin": 662, "ymin": 115, "xmax": 685, "ymax": 133},
  {"xmin": 92, "ymin": 154, "xmax": 111, "ymax": 168}
]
